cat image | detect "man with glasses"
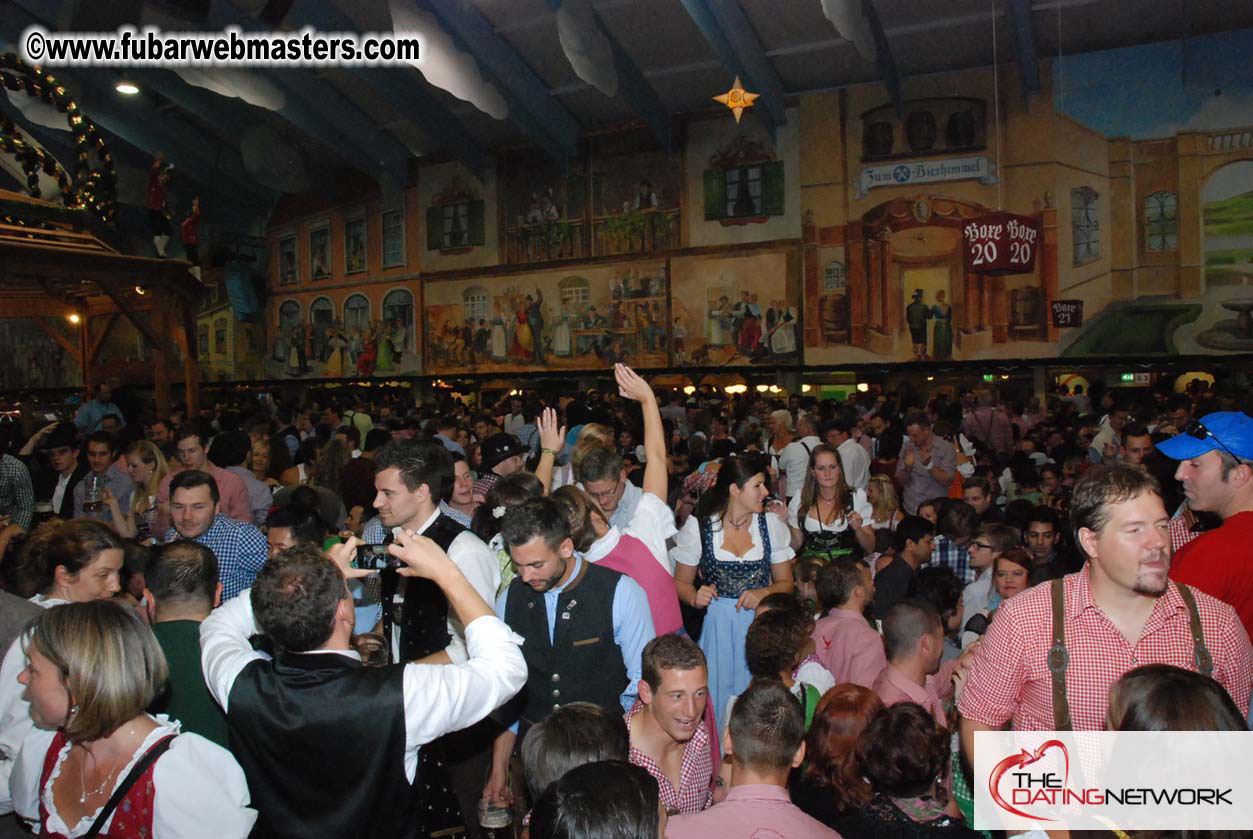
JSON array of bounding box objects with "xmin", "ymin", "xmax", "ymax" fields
[
  {"xmin": 1160, "ymin": 411, "xmax": 1253, "ymax": 636},
  {"xmin": 576, "ymin": 446, "xmax": 642, "ymax": 531}
]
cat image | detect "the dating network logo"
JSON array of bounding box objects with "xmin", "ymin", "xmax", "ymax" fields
[{"xmin": 989, "ymin": 739, "xmax": 1093, "ymax": 821}]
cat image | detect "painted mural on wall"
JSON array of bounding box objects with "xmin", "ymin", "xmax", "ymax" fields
[
  {"xmin": 0, "ymin": 319, "xmax": 81, "ymax": 390},
  {"xmin": 263, "ymin": 286, "xmax": 421, "ymax": 379},
  {"xmin": 423, "ymin": 261, "xmax": 668, "ymax": 375},
  {"xmin": 1050, "ymin": 27, "xmax": 1253, "ymax": 356},
  {"xmin": 670, "ymin": 250, "xmax": 800, "ymax": 367},
  {"xmin": 499, "ymin": 151, "xmax": 589, "ymax": 264},
  {"xmin": 588, "ymin": 132, "xmax": 682, "ymax": 258}
]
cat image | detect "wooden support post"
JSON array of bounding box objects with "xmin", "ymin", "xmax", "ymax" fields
[
  {"xmin": 179, "ymin": 302, "xmax": 200, "ymax": 417},
  {"xmin": 88, "ymin": 314, "xmax": 118, "ymax": 365},
  {"xmin": 78, "ymin": 317, "xmax": 90, "ymax": 390},
  {"xmin": 153, "ymin": 305, "xmax": 171, "ymax": 418}
]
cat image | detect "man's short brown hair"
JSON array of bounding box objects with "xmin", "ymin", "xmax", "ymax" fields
[
  {"xmin": 1071, "ymin": 464, "xmax": 1161, "ymax": 554},
  {"xmin": 641, "ymin": 633, "xmax": 706, "ymax": 691}
]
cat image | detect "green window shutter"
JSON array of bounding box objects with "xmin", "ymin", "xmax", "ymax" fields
[
  {"xmin": 426, "ymin": 204, "xmax": 443, "ymax": 251},
  {"xmin": 762, "ymin": 160, "xmax": 785, "ymax": 216},
  {"xmin": 467, "ymin": 200, "xmax": 486, "ymax": 246},
  {"xmin": 703, "ymin": 168, "xmax": 727, "ymax": 220}
]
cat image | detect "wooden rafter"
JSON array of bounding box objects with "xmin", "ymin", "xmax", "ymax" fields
[
  {"xmin": 30, "ymin": 317, "xmax": 78, "ymax": 356},
  {"xmin": 88, "ymin": 313, "xmax": 118, "ymax": 364},
  {"xmin": 94, "ymin": 276, "xmax": 162, "ymax": 349}
]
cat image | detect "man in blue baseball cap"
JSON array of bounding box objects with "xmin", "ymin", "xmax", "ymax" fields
[{"xmin": 1158, "ymin": 411, "xmax": 1253, "ymax": 636}]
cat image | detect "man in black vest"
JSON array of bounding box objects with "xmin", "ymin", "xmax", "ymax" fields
[
  {"xmin": 200, "ymin": 535, "xmax": 525, "ymax": 839},
  {"xmin": 481, "ymin": 497, "xmax": 656, "ymax": 816},
  {"xmin": 358, "ymin": 439, "xmax": 501, "ymax": 837}
]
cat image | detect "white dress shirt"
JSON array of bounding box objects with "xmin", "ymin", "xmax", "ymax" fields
[
  {"xmin": 200, "ymin": 592, "xmax": 527, "ymax": 783},
  {"xmin": 837, "ymin": 437, "xmax": 871, "ymax": 491}
]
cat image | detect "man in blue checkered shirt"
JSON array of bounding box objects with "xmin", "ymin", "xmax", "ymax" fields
[
  {"xmin": 164, "ymin": 469, "xmax": 267, "ymax": 601},
  {"xmin": 925, "ymin": 500, "xmax": 977, "ymax": 584}
]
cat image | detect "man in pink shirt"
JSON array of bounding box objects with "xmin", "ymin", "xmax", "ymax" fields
[
  {"xmin": 871, "ymin": 598, "xmax": 966, "ymax": 727},
  {"xmin": 666, "ymin": 680, "xmax": 836, "ymax": 839},
  {"xmin": 153, "ymin": 423, "xmax": 251, "ymax": 536},
  {"xmin": 811, "ymin": 558, "xmax": 885, "ymax": 687}
]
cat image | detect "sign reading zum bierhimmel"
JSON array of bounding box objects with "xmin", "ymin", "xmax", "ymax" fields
[{"xmin": 857, "ymin": 155, "xmax": 998, "ymax": 198}]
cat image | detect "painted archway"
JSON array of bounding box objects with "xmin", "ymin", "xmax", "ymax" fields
[{"xmin": 1201, "ymin": 160, "xmax": 1253, "ymax": 287}]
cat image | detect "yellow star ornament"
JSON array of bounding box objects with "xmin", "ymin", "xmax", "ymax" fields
[{"xmin": 713, "ymin": 76, "xmax": 759, "ymax": 123}]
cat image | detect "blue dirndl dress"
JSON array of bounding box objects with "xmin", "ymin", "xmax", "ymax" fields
[{"xmin": 698, "ymin": 513, "xmax": 773, "ymax": 732}]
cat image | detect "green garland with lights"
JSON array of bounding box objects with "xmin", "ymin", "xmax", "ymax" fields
[{"xmin": 0, "ymin": 52, "xmax": 118, "ymax": 223}]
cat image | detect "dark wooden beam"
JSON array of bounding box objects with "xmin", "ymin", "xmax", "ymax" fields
[
  {"xmin": 94, "ymin": 277, "xmax": 162, "ymax": 349},
  {"xmin": 88, "ymin": 313, "xmax": 118, "ymax": 364},
  {"xmin": 30, "ymin": 317, "xmax": 78, "ymax": 357}
]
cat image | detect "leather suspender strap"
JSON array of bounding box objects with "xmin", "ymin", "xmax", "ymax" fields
[
  {"xmin": 1175, "ymin": 583, "xmax": 1214, "ymax": 678},
  {"xmin": 1047, "ymin": 578, "xmax": 1072, "ymax": 731}
]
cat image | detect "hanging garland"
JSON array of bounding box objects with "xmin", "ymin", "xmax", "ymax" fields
[{"xmin": 0, "ymin": 52, "xmax": 118, "ymax": 223}]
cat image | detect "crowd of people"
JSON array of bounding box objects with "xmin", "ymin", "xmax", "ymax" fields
[{"xmin": 0, "ymin": 367, "xmax": 1250, "ymax": 838}]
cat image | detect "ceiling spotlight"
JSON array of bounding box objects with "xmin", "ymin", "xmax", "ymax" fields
[
  {"xmin": 134, "ymin": 285, "xmax": 146, "ymax": 295},
  {"xmin": 115, "ymin": 81, "xmax": 140, "ymax": 95},
  {"xmin": 856, "ymin": 382, "xmax": 869, "ymax": 392},
  {"xmin": 67, "ymin": 313, "xmax": 81, "ymax": 324}
]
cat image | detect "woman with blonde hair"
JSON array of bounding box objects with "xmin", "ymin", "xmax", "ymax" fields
[
  {"xmin": 13, "ymin": 601, "xmax": 254, "ymax": 837},
  {"xmin": 865, "ymin": 475, "xmax": 905, "ymax": 558},
  {"xmin": 102, "ymin": 441, "xmax": 167, "ymax": 543},
  {"xmin": 550, "ymin": 422, "xmax": 616, "ymax": 491}
]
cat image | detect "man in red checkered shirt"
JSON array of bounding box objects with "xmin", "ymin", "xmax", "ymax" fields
[
  {"xmin": 959, "ymin": 464, "xmax": 1252, "ymax": 761},
  {"xmin": 626, "ymin": 634, "xmax": 714, "ymax": 816}
]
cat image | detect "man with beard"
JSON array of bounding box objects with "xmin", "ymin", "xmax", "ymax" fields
[
  {"xmin": 959, "ymin": 465, "xmax": 1251, "ymax": 762},
  {"xmin": 481, "ymin": 497, "xmax": 655, "ymax": 817},
  {"xmin": 1161, "ymin": 412, "xmax": 1253, "ymax": 638}
]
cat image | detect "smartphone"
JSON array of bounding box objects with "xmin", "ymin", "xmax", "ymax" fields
[
  {"xmin": 44, "ymin": 413, "xmax": 58, "ymax": 422},
  {"xmin": 355, "ymin": 543, "xmax": 399, "ymax": 570}
]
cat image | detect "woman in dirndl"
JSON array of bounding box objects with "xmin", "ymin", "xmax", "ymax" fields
[
  {"xmin": 672, "ymin": 453, "xmax": 794, "ymax": 730},
  {"xmin": 786, "ymin": 445, "xmax": 875, "ymax": 564}
]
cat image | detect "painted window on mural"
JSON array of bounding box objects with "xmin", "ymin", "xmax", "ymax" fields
[
  {"xmin": 382, "ymin": 289, "xmax": 414, "ymax": 352},
  {"xmin": 214, "ymin": 319, "xmax": 227, "ymax": 354},
  {"xmin": 381, "ymin": 208, "xmax": 405, "ymax": 267},
  {"xmin": 823, "ymin": 261, "xmax": 846, "ymax": 292},
  {"xmin": 864, "ymin": 121, "xmax": 894, "ymax": 158},
  {"xmin": 278, "ymin": 236, "xmax": 297, "ymax": 285},
  {"xmin": 1071, "ymin": 186, "xmax": 1101, "ymax": 265},
  {"xmin": 344, "ymin": 294, "xmax": 370, "ymax": 332},
  {"xmin": 559, "ymin": 276, "xmax": 590, "ymax": 307},
  {"xmin": 905, "ymin": 111, "xmax": 937, "ymax": 153},
  {"xmin": 310, "ymin": 297, "xmax": 335, "ymax": 342},
  {"xmin": 1144, "ymin": 191, "xmax": 1178, "ymax": 251},
  {"xmin": 704, "ymin": 162, "xmax": 784, "ymax": 221},
  {"xmin": 198, "ymin": 325, "xmax": 209, "ymax": 356},
  {"xmin": 428, "ymin": 200, "xmax": 486, "ymax": 251},
  {"xmin": 463, "ymin": 287, "xmax": 489, "ymax": 322}
]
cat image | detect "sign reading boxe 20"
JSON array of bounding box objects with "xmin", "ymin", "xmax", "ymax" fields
[{"xmin": 962, "ymin": 212, "xmax": 1040, "ymax": 274}]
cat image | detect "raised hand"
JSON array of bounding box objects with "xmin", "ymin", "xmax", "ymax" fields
[
  {"xmin": 614, "ymin": 363, "xmax": 654, "ymax": 404},
  {"xmin": 538, "ymin": 406, "xmax": 566, "ymax": 455},
  {"xmin": 326, "ymin": 535, "xmax": 377, "ymax": 580}
]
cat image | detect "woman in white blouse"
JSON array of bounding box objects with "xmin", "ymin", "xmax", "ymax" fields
[
  {"xmin": 671, "ymin": 454, "xmax": 794, "ymax": 729},
  {"xmin": 0, "ymin": 520, "xmax": 126, "ymax": 820},
  {"xmin": 14, "ymin": 600, "xmax": 254, "ymax": 838},
  {"xmin": 785, "ymin": 445, "xmax": 876, "ymax": 562}
]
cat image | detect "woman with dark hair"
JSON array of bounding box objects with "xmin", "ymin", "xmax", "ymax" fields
[
  {"xmin": 672, "ymin": 453, "xmax": 795, "ymax": 731},
  {"xmin": 471, "ymin": 471, "xmax": 544, "ymax": 597},
  {"xmin": 846, "ymin": 703, "xmax": 981, "ymax": 838},
  {"xmin": 786, "ymin": 444, "xmax": 874, "ymax": 561},
  {"xmin": 12, "ymin": 601, "xmax": 254, "ymax": 837},
  {"xmin": 1108, "ymin": 664, "xmax": 1246, "ymax": 732},
  {"xmin": 789, "ymin": 684, "xmax": 885, "ymax": 833},
  {"xmin": 530, "ymin": 760, "xmax": 662, "ymax": 839}
]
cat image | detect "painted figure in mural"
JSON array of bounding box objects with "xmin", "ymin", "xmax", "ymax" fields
[
  {"xmin": 527, "ymin": 289, "xmax": 546, "ymax": 364},
  {"xmin": 552, "ymin": 301, "xmax": 573, "ymax": 357},
  {"xmin": 576, "ymin": 305, "xmax": 604, "ymax": 355},
  {"xmin": 673, "ymin": 317, "xmax": 688, "ymax": 364},
  {"xmin": 375, "ymin": 320, "xmax": 396, "ymax": 372},
  {"xmin": 356, "ymin": 331, "xmax": 378, "ymax": 377},
  {"xmin": 287, "ymin": 323, "xmax": 303, "ymax": 376},
  {"xmin": 735, "ymin": 291, "xmax": 762, "ymax": 354},
  {"xmin": 906, "ymin": 289, "xmax": 932, "ymax": 360},
  {"xmin": 634, "ymin": 179, "xmax": 658, "ymax": 210},
  {"xmin": 474, "ymin": 319, "xmax": 491, "ymax": 361},
  {"xmin": 348, "ymin": 327, "xmax": 364, "ymax": 365},
  {"xmin": 931, "ymin": 289, "xmax": 953, "ymax": 360},
  {"xmin": 323, "ymin": 324, "xmax": 347, "ymax": 378},
  {"xmin": 708, "ymin": 294, "xmax": 732, "ymax": 346},
  {"xmin": 490, "ymin": 304, "xmax": 508, "ymax": 361},
  {"xmin": 640, "ymin": 303, "xmax": 665, "ymax": 354},
  {"xmin": 510, "ymin": 294, "xmax": 535, "ymax": 360},
  {"xmin": 769, "ymin": 304, "xmax": 798, "ymax": 355}
]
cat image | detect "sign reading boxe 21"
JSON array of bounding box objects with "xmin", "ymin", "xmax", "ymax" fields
[{"xmin": 962, "ymin": 212, "xmax": 1040, "ymax": 274}]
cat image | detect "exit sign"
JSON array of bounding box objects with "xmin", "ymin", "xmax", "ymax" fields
[
  {"xmin": 1120, "ymin": 373, "xmax": 1135, "ymax": 382},
  {"xmin": 982, "ymin": 374, "xmax": 995, "ymax": 382}
]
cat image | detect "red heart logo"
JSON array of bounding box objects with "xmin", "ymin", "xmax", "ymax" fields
[{"xmin": 989, "ymin": 739, "xmax": 1069, "ymax": 821}]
